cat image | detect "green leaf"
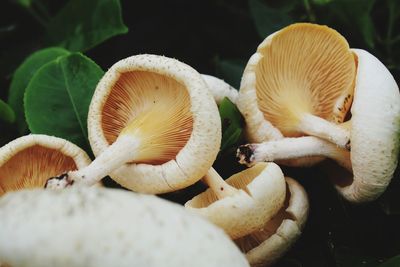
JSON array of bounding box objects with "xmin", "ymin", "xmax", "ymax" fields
[
  {"xmin": 45, "ymin": 0, "xmax": 128, "ymax": 52},
  {"xmin": 249, "ymin": 0, "xmax": 295, "ymax": 38},
  {"xmin": 24, "ymin": 53, "xmax": 104, "ymax": 151},
  {"xmin": 379, "ymin": 255, "xmax": 400, "ymax": 267},
  {"xmin": 327, "ymin": 0, "xmax": 376, "ymax": 49},
  {"xmin": 0, "ymin": 99, "xmax": 15, "ymax": 124},
  {"xmin": 218, "ymin": 97, "xmax": 244, "ymax": 152},
  {"xmin": 312, "ymin": 0, "xmax": 333, "ymax": 5},
  {"xmin": 9, "ymin": 0, "xmax": 32, "ymax": 8},
  {"xmin": 215, "ymin": 58, "xmax": 245, "ymax": 89},
  {"xmin": 8, "ymin": 47, "xmax": 70, "ymax": 134}
]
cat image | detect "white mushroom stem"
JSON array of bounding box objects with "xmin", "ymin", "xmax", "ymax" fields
[
  {"xmin": 237, "ymin": 136, "xmax": 352, "ymax": 171},
  {"xmin": 46, "ymin": 135, "xmax": 140, "ymax": 189},
  {"xmin": 202, "ymin": 168, "xmax": 239, "ymax": 199},
  {"xmin": 297, "ymin": 113, "xmax": 350, "ymax": 149}
]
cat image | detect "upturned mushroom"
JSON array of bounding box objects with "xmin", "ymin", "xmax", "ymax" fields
[
  {"xmin": 237, "ymin": 23, "xmax": 356, "ymax": 150},
  {"xmin": 201, "ymin": 74, "xmax": 238, "ymax": 104},
  {"xmin": 235, "ymin": 177, "xmax": 309, "ymax": 267},
  {"xmin": 185, "ymin": 162, "xmax": 286, "ymax": 239},
  {"xmin": 0, "ymin": 187, "xmax": 250, "ymax": 267},
  {"xmin": 0, "ymin": 134, "xmax": 91, "ymax": 195},
  {"xmin": 238, "ymin": 49, "xmax": 400, "ymax": 202},
  {"xmin": 46, "ymin": 54, "xmax": 221, "ymax": 194}
]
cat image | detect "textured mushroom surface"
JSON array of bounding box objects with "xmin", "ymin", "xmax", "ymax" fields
[
  {"xmin": 0, "ymin": 135, "xmax": 90, "ymax": 196},
  {"xmin": 0, "ymin": 187, "xmax": 250, "ymax": 267},
  {"xmin": 235, "ymin": 177, "xmax": 309, "ymax": 267},
  {"xmin": 185, "ymin": 163, "xmax": 286, "ymax": 239},
  {"xmin": 237, "ymin": 48, "xmax": 399, "ymax": 202},
  {"xmin": 201, "ymin": 74, "xmax": 238, "ymax": 104},
  {"xmin": 88, "ymin": 54, "xmax": 221, "ymax": 193},
  {"xmin": 237, "ymin": 23, "xmax": 355, "ymax": 148},
  {"xmin": 332, "ymin": 49, "xmax": 400, "ymax": 202}
]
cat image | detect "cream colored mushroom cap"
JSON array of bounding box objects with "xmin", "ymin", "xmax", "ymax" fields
[
  {"xmin": 88, "ymin": 54, "xmax": 221, "ymax": 194},
  {"xmin": 0, "ymin": 187, "xmax": 249, "ymax": 267},
  {"xmin": 185, "ymin": 162, "xmax": 286, "ymax": 239},
  {"xmin": 236, "ymin": 177, "xmax": 309, "ymax": 267},
  {"xmin": 237, "ymin": 23, "xmax": 354, "ymax": 144},
  {"xmin": 237, "ymin": 23, "xmax": 354, "ymax": 166},
  {"xmin": 236, "ymin": 31, "xmax": 283, "ymax": 143},
  {"xmin": 201, "ymin": 74, "xmax": 239, "ymax": 104},
  {"xmin": 334, "ymin": 49, "xmax": 400, "ymax": 202},
  {"xmin": 0, "ymin": 134, "xmax": 91, "ymax": 195}
]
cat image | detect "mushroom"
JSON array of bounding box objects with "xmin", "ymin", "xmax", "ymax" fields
[
  {"xmin": 0, "ymin": 134, "xmax": 91, "ymax": 195},
  {"xmin": 201, "ymin": 74, "xmax": 238, "ymax": 104},
  {"xmin": 0, "ymin": 187, "xmax": 250, "ymax": 267},
  {"xmin": 185, "ymin": 162, "xmax": 286, "ymax": 239},
  {"xmin": 235, "ymin": 177, "xmax": 309, "ymax": 267},
  {"xmin": 238, "ymin": 136, "xmax": 351, "ymax": 171},
  {"xmin": 238, "ymin": 49, "xmax": 400, "ymax": 202},
  {"xmin": 236, "ymin": 23, "xmax": 356, "ymax": 150},
  {"xmin": 46, "ymin": 54, "xmax": 221, "ymax": 194}
]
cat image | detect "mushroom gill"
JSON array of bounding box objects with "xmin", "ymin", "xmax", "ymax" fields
[
  {"xmin": 255, "ymin": 23, "xmax": 356, "ymax": 137},
  {"xmin": 101, "ymin": 71, "xmax": 193, "ymax": 165},
  {"xmin": 187, "ymin": 164, "xmax": 265, "ymax": 209},
  {"xmin": 234, "ymin": 189, "xmax": 292, "ymax": 253},
  {"xmin": 0, "ymin": 145, "xmax": 77, "ymax": 196}
]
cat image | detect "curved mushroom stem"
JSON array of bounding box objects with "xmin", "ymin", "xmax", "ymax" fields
[
  {"xmin": 298, "ymin": 113, "xmax": 350, "ymax": 149},
  {"xmin": 202, "ymin": 168, "xmax": 239, "ymax": 199},
  {"xmin": 237, "ymin": 136, "xmax": 352, "ymax": 171},
  {"xmin": 45, "ymin": 135, "xmax": 140, "ymax": 189}
]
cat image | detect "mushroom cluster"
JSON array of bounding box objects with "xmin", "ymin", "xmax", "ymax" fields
[
  {"xmin": 1, "ymin": 22, "xmax": 398, "ymax": 267},
  {"xmin": 0, "ymin": 54, "xmax": 306, "ymax": 267},
  {"xmin": 236, "ymin": 23, "xmax": 400, "ymax": 203}
]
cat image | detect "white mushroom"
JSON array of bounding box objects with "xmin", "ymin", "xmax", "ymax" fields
[
  {"xmin": 0, "ymin": 134, "xmax": 91, "ymax": 195},
  {"xmin": 185, "ymin": 162, "xmax": 286, "ymax": 239},
  {"xmin": 238, "ymin": 49, "xmax": 400, "ymax": 202},
  {"xmin": 237, "ymin": 136, "xmax": 351, "ymax": 171},
  {"xmin": 201, "ymin": 74, "xmax": 239, "ymax": 104},
  {"xmin": 46, "ymin": 54, "xmax": 221, "ymax": 194},
  {"xmin": 237, "ymin": 23, "xmax": 356, "ymax": 151},
  {"xmin": 235, "ymin": 177, "xmax": 309, "ymax": 267},
  {"xmin": 0, "ymin": 187, "xmax": 250, "ymax": 267}
]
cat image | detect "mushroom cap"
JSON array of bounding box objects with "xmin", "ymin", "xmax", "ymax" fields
[
  {"xmin": 236, "ymin": 23, "xmax": 355, "ymax": 166},
  {"xmin": 88, "ymin": 54, "xmax": 221, "ymax": 194},
  {"xmin": 332, "ymin": 49, "xmax": 400, "ymax": 202},
  {"xmin": 235, "ymin": 177, "xmax": 309, "ymax": 267},
  {"xmin": 185, "ymin": 162, "xmax": 286, "ymax": 239},
  {"xmin": 0, "ymin": 187, "xmax": 249, "ymax": 267},
  {"xmin": 201, "ymin": 74, "xmax": 238, "ymax": 104},
  {"xmin": 0, "ymin": 134, "xmax": 91, "ymax": 196}
]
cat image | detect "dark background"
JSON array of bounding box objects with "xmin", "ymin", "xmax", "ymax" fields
[{"xmin": 1, "ymin": 1, "xmax": 400, "ymax": 266}]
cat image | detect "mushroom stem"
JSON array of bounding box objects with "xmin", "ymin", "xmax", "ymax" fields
[
  {"xmin": 45, "ymin": 135, "xmax": 140, "ymax": 189},
  {"xmin": 237, "ymin": 136, "xmax": 352, "ymax": 171},
  {"xmin": 202, "ymin": 168, "xmax": 239, "ymax": 199},
  {"xmin": 298, "ymin": 113, "xmax": 350, "ymax": 149}
]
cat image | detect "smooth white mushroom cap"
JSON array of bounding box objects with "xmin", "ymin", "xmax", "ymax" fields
[
  {"xmin": 201, "ymin": 74, "xmax": 239, "ymax": 104},
  {"xmin": 185, "ymin": 162, "xmax": 286, "ymax": 239},
  {"xmin": 333, "ymin": 49, "xmax": 400, "ymax": 202},
  {"xmin": 235, "ymin": 177, "xmax": 309, "ymax": 267},
  {"xmin": 0, "ymin": 187, "xmax": 250, "ymax": 267},
  {"xmin": 0, "ymin": 134, "xmax": 91, "ymax": 195},
  {"xmin": 88, "ymin": 54, "xmax": 221, "ymax": 193}
]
